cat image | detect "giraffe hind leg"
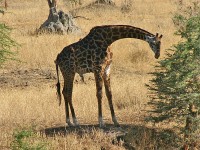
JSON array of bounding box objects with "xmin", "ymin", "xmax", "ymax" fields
[
  {"xmin": 63, "ymin": 74, "xmax": 79, "ymax": 126},
  {"xmin": 68, "ymin": 96, "xmax": 79, "ymax": 126},
  {"xmin": 62, "ymin": 88, "xmax": 73, "ymax": 126}
]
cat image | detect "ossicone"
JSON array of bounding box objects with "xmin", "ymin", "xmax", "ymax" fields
[{"xmin": 155, "ymin": 33, "xmax": 163, "ymax": 39}]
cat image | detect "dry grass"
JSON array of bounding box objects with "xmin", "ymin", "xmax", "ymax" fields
[{"xmin": 0, "ymin": 0, "xmax": 181, "ymax": 149}]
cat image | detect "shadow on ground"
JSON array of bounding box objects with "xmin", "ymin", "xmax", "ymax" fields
[{"xmin": 41, "ymin": 123, "xmax": 181, "ymax": 150}]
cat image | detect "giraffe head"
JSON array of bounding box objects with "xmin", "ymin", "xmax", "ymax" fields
[{"xmin": 145, "ymin": 33, "xmax": 162, "ymax": 59}]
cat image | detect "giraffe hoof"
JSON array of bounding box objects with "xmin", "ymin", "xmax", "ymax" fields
[
  {"xmin": 73, "ymin": 118, "xmax": 79, "ymax": 127},
  {"xmin": 74, "ymin": 122, "xmax": 79, "ymax": 127},
  {"xmin": 67, "ymin": 122, "xmax": 74, "ymax": 127},
  {"xmin": 115, "ymin": 123, "xmax": 120, "ymax": 127},
  {"xmin": 114, "ymin": 121, "xmax": 120, "ymax": 127},
  {"xmin": 99, "ymin": 125, "xmax": 105, "ymax": 128},
  {"xmin": 99, "ymin": 117, "xmax": 105, "ymax": 128},
  {"xmin": 99, "ymin": 122, "xmax": 105, "ymax": 128}
]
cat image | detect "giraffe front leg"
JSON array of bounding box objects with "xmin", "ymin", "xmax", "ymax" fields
[
  {"xmin": 94, "ymin": 72, "xmax": 104, "ymax": 128},
  {"xmin": 103, "ymin": 71, "xmax": 120, "ymax": 127}
]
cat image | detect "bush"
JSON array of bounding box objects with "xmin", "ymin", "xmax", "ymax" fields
[
  {"xmin": 11, "ymin": 128, "xmax": 48, "ymax": 150},
  {"xmin": 147, "ymin": 1, "xmax": 200, "ymax": 148},
  {"xmin": 0, "ymin": 22, "xmax": 18, "ymax": 66}
]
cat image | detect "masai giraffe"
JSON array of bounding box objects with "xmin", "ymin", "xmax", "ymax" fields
[{"xmin": 55, "ymin": 25, "xmax": 162, "ymax": 127}]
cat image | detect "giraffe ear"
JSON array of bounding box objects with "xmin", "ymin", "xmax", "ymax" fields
[{"xmin": 156, "ymin": 33, "xmax": 159, "ymax": 37}]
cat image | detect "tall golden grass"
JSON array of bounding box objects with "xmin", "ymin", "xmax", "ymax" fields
[{"xmin": 0, "ymin": 0, "xmax": 180, "ymax": 149}]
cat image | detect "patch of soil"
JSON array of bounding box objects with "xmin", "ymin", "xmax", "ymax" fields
[
  {"xmin": 0, "ymin": 68, "xmax": 94, "ymax": 89},
  {"xmin": 0, "ymin": 67, "xmax": 140, "ymax": 89},
  {"xmin": 0, "ymin": 68, "xmax": 57, "ymax": 88}
]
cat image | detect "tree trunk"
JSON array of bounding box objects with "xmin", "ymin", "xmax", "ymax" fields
[
  {"xmin": 5, "ymin": 0, "xmax": 8, "ymax": 10},
  {"xmin": 38, "ymin": 0, "xmax": 80, "ymax": 34},
  {"xmin": 183, "ymin": 104, "xmax": 199, "ymax": 150}
]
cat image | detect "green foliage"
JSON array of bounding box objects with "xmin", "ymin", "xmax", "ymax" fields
[
  {"xmin": 11, "ymin": 128, "xmax": 48, "ymax": 150},
  {"xmin": 147, "ymin": 0, "xmax": 200, "ymax": 140},
  {"xmin": 0, "ymin": 23, "xmax": 19, "ymax": 67}
]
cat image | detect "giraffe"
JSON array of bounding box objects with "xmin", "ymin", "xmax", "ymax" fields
[{"xmin": 55, "ymin": 25, "xmax": 162, "ymax": 127}]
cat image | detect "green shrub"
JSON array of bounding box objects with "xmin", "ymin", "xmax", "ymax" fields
[
  {"xmin": 0, "ymin": 22, "xmax": 19, "ymax": 66},
  {"xmin": 147, "ymin": 1, "xmax": 200, "ymax": 147},
  {"xmin": 11, "ymin": 128, "xmax": 48, "ymax": 150}
]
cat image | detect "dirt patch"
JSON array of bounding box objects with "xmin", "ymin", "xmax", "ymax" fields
[
  {"xmin": 0, "ymin": 68, "xmax": 95, "ymax": 89},
  {"xmin": 0, "ymin": 68, "xmax": 57, "ymax": 88},
  {"xmin": 0, "ymin": 66, "xmax": 144, "ymax": 89}
]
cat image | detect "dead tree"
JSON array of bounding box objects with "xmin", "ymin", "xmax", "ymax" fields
[{"xmin": 38, "ymin": 0, "xmax": 80, "ymax": 34}]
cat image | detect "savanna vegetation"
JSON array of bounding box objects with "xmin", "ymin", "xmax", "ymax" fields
[
  {"xmin": 0, "ymin": 0, "xmax": 18, "ymax": 66},
  {"xmin": 148, "ymin": 1, "xmax": 200, "ymax": 149},
  {"xmin": 0, "ymin": 0, "xmax": 199, "ymax": 149}
]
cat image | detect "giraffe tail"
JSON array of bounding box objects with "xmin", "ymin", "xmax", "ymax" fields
[{"xmin": 55, "ymin": 61, "xmax": 61, "ymax": 106}]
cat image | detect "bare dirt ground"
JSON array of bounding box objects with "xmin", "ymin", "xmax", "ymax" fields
[
  {"xmin": 0, "ymin": 68, "xmax": 56, "ymax": 88},
  {"xmin": 0, "ymin": 66, "xmax": 147, "ymax": 88}
]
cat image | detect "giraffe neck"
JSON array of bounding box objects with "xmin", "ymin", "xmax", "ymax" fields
[{"xmin": 86, "ymin": 25, "xmax": 155, "ymax": 48}]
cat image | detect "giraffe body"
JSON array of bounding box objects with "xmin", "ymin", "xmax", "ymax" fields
[{"xmin": 55, "ymin": 25, "xmax": 162, "ymax": 127}]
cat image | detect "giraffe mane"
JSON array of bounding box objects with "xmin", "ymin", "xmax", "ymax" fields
[{"xmin": 90, "ymin": 25, "xmax": 155, "ymax": 37}]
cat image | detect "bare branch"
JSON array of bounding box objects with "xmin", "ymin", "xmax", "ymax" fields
[{"xmin": 73, "ymin": 15, "xmax": 90, "ymax": 20}]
